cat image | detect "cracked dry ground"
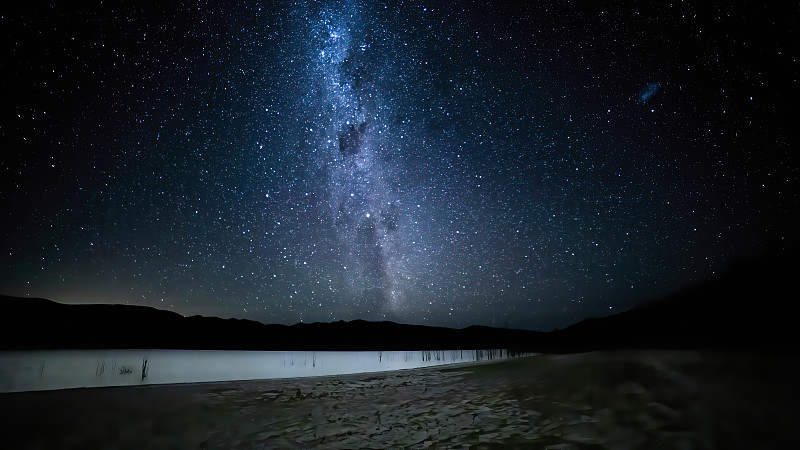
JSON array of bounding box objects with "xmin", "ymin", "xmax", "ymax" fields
[{"xmin": 3, "ymin": 351, "xmax": 799, "ymax": 449}]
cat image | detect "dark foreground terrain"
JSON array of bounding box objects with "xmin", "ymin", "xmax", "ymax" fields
[{"xmin": 2, "ymin": 350, "xmax": 798, "ymax": 449}]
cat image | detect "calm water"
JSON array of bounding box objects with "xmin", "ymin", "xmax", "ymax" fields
[{"xmin": 0, "ymin": 349, "xmax": 521, "ymax": 392}]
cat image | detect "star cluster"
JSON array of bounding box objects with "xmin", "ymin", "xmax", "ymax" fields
[{"xmin": 1, "ymin": 1, "xmax": 796, "ymax": 330}]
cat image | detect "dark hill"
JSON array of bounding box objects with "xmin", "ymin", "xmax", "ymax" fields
[
  {"xmin": 1, "ymin": 245, "xmax": 795, "ymax": 352},
  {"xmin": 0, "ymin": 296, "xmax": 545, "ymax": 351},
  {"xmin": 549, "ymin": 244, "xmax": 798, "ymax": 352}
]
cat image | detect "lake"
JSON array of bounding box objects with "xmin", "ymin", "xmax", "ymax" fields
[{"xmin": 0, "ymin": 348, "xmax": 525, "ymax": 392}]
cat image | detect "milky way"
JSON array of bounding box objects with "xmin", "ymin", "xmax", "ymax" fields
[
  {"xmin": 307, "ymin": 3, "xmax": 407, "ymax": 314},
  {"xmin": 1, "ymin": 1, "xmax": 796, "ymax": 330}
]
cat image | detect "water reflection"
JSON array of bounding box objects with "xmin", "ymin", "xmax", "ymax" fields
[{"xmin": 0, "ymin": 349, "xmax": 528, "ymax": 393}]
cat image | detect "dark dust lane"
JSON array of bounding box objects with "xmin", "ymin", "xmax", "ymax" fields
[{"xmin": 2, "ymin": 351, "xmax": 798, "ymax": 449}]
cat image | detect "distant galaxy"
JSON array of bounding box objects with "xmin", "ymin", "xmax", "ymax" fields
[
  {"xmin": 1, "ymin": 1, "xmax": 796, "ymax": 330},
  {"xmin": 637, "ymin": 82, "xmax": 661, "ymax": 104}
]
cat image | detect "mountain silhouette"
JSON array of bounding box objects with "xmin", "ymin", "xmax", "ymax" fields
[{"xmin": 1, "ymin": 245, "xmax": 795, "ymax": 352}]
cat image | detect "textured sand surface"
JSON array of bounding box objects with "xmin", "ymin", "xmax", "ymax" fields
[{"xmin": 2, "ymin": 351, "xmax": 798, "ymax": 449}]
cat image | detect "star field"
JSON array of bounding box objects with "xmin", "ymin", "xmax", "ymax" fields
[{"xmin": 1, "ymin": 1, "xmax": 797, "ymax": 330}]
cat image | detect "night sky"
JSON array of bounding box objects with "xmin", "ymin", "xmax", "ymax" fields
[{"xmin": 1, "ymin": 1, "xmax": 797, "ymax": 330}]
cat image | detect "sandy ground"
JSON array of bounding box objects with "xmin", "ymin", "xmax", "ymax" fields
[{"xmin": 1, "ymin": 350, "xmax": 799, "ymax": 449}]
